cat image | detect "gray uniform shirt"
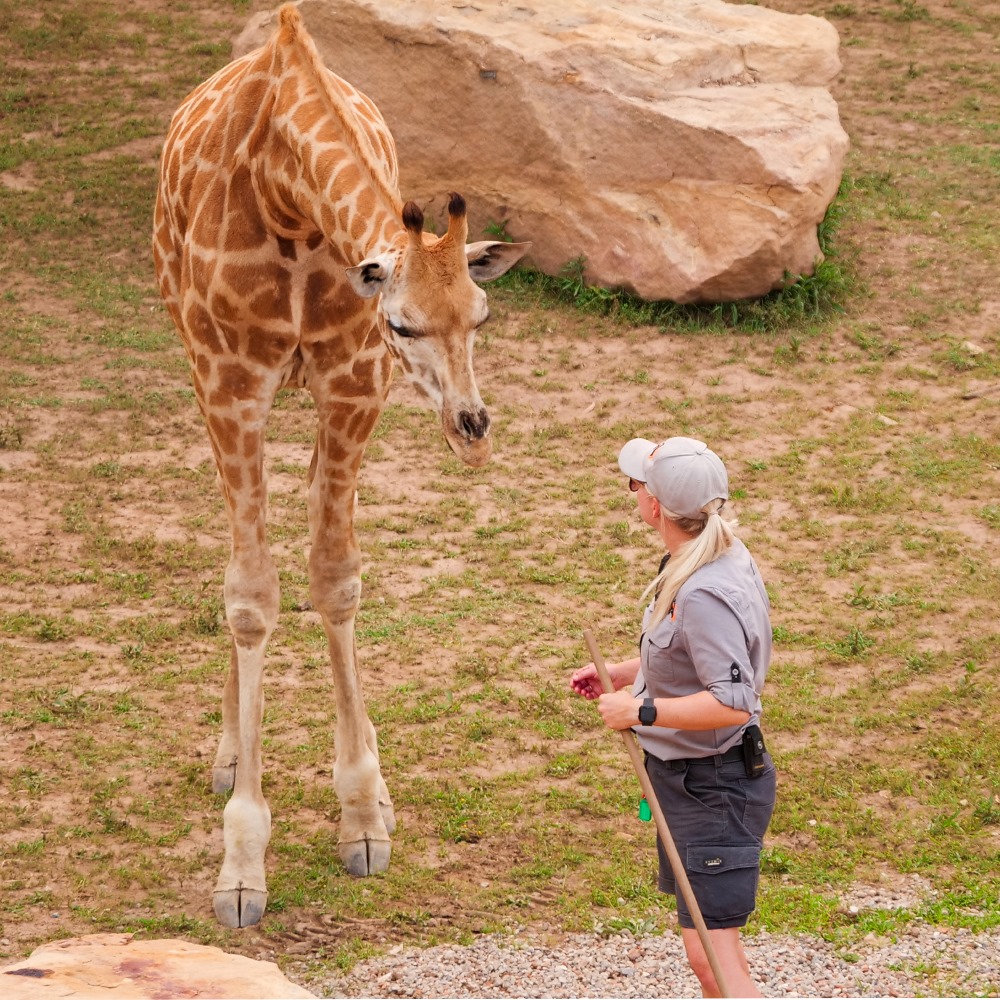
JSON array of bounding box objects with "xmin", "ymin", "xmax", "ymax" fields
[{"xmin": 632, "ymin": 537, "xmax": 771, "ymax": 761}]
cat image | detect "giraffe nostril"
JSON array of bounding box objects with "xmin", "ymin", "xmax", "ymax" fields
[{"xmin": 457, "ymin": 407, "xmax": 490, "ymax": 441}]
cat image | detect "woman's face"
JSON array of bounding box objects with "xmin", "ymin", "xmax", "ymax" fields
[{"xmin": 630, "ymin": 478, "xmax": 660, "ymax": 528}]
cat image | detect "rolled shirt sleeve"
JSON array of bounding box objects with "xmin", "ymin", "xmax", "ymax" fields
[{"xmin": 678, "ymin": 588, "xmax": 759, "ymax": 715}]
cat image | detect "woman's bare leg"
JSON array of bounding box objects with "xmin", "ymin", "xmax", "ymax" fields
[{"xmin": 680, "ymin": 926, "xmax": 762, "ymax": 998}]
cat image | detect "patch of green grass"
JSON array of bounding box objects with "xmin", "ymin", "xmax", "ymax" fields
[
  {"xmin": 886, "ymin": 0, "xmax": 931, "ymax": 23},
  {"xmin": 493, "ymin": 179, "xmax": 856, "ymax": 333}
]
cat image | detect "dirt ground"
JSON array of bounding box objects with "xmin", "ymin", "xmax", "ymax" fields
[{"xmin": 1, "ymin": 0, "xmax": 998, "ymax": 972}]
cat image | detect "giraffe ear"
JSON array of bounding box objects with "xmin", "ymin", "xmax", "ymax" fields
[
  {"xmin": 465, "ymin": 241, "xmax": 532, "ymax": 283},
  {"xmin": 345, "ymin": 254, "xmax": 396, "ymax": 299}
]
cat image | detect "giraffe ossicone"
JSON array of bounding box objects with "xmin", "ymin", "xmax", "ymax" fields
[{"xmin": 152, "ymin": 2, "xmax": 529, "ymax": 929}]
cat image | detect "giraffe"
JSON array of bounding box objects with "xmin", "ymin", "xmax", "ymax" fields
[{"xmin": 152, "ymin": 4, "xmax": 529, "ymax": 929}]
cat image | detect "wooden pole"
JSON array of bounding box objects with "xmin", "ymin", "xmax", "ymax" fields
[{"xmin": 583, "ymin": 628, "xmax": 731, "ymax": 999}]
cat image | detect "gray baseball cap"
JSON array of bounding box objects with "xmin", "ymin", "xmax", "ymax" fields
[{"xmin": 618, "ymin": 436, "xmax": 729, "ymax": 518}]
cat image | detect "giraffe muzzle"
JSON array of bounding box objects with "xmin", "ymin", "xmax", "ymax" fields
[
  {"xmin": 444, "ymin": 405, "xmax": 492, "ymax": 468},
  {"xmin": 456, "ymin": 406, "xmax": 491, "ymax": 442}
]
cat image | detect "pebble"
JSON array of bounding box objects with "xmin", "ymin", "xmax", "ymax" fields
[{"xmin": 301, "ymin": 925, "xmax": 1000, "ymax": 998}]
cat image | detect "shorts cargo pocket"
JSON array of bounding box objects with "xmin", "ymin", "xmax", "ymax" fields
[{"xmin": 682, "ymin": 844, "xmax": 761, "ymax": 927}]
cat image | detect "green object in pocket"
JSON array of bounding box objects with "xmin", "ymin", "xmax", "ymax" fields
[{"xmin": 638, "ymin": 797, "xmax": 652, "ymax": 822}]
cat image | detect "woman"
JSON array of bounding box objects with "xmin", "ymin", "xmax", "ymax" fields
[{"xmin": 570, "ymin": 436, "xmax": 776, "ymax": 998}]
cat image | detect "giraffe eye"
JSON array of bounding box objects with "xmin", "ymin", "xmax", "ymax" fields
[{"xmin": 388, "ymin": 318, "xmax": 416, "ymax": 339}]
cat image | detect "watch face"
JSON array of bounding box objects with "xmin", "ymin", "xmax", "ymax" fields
[{"xmin": 639, "ymin": 701, "xmax": 656, "ymax": 726}]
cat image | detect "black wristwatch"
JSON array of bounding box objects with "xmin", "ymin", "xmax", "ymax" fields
[{"xmin": 638, "ymin": 697, "xmax": 657, "ymax": 727}]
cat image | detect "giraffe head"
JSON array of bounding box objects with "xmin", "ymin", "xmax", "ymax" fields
[{"xmin": 345, "ymin": 193, "xmax": 529, "ymax": 468}]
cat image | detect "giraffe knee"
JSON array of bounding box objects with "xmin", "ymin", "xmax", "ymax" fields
[
  {"xmin": 228, "ymin": 606, "xmax": 271, "ymax": 648},
  {"xmin": 310, "ymin": 576, "xmax": 362, "ymax": 623}
]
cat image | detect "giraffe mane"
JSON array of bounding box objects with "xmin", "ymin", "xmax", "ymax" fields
[{"xmin": 275, "ymin": 3, "xmax": 405, "ymax": 224}]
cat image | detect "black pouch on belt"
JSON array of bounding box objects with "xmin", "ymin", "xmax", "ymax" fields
[{"xmin": 742, "ymin": 724, "xmax": 767, "ymax": 778}]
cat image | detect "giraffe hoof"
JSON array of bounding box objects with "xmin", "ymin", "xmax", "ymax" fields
[
  {"xmin": 340, "ymin": 838, "xmax": 391, "ymax": 877},
  {"xmin": 213, "ymin": 887, "xmax": 268, "ymax": 928},
  {"xmin": 212, "ymin": 765, "xmax": 236, "ymax": 794}
]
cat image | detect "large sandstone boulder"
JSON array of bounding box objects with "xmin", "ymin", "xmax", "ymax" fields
[
  {"xmin": 234, "ymin": 0, "xmax": 848, "ymax": 303},
  {"xmin": 1, "ymin": 934, "xmax": 314, "ymax": 998}
]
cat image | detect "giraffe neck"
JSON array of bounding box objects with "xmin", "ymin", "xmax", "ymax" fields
[{"xmin": 249, "ymin": 12, "xmax": 406, "ymax": 263}]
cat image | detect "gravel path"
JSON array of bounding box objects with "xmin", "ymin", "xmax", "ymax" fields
[{"xmin": 305, "ymin": 925, "xmax": 999, "ymax": 998}]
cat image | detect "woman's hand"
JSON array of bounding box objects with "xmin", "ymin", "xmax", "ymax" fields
[
  {"xmin": 569, "ymin": 662, "xmax": 607, "ymax": 700},
  {"xmin": 569, "ymin": 656, "xmax": 641, "ymax": 701},
  {"xmin": 598, "ymin": 689, "xmax": 641, "ymax": 730}
]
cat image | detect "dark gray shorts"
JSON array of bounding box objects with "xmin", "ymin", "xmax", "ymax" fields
[{"xmin": 645, "ymin": 751, "xmax": 776, "ymax": 930}]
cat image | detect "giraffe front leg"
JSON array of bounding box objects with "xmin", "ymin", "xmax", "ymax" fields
[
  {"xmin": 306, "ymin": 392, "xmax": 396, "ymax": 876},
  {"xmin": 308, "ymin": 534, "xmax": 395, "ymax": 875},
  {"xmin": 335, "ymin": 700, "xmax": 398, "ymax": 875},
  {"xmin": 214, "ymin": 785, "xmax": 271, "ymax": 927},
  {"xmin": 206, "ymin": 447, "xmax": 280, "ymax": 926},
  {"xmin": 212, "ymin": 591, "xmax": 277, "ymax": 928},
  {"xmin": 323, "ymin": 607, "xmax": 395, "ymax": 877},
  {"xmin": 212, "ymin": 640, "xmax": 240, "ymax": 793}
]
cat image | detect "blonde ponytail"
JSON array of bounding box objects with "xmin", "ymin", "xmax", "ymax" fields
[{"xmin": 643, "ymin": 501, "xmax": 737, "ymax": 628}]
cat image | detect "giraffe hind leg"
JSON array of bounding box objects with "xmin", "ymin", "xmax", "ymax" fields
[{"xmin": 212, "ymin": 765, "xmax": 237, "ymax": 795}]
